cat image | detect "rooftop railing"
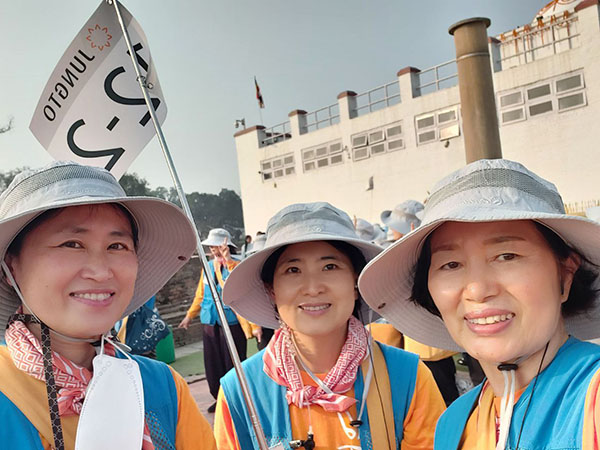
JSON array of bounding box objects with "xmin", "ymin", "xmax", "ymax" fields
[
  {"xmin": 497, "ymin": 13, "xmax": 579, "ymax": 68},
  {"xmin": 415, "ymin": 59, "xmax": 458, "ymax": 96},
  {"xmin": 305, "ymin": 103, "xmax": 340, "ymax": 133},
  {"xmin": 355, "ymin": 80, "xmax": 401, "ymax": 117},
  {"xmin": 262, "ymin": 121, "xmax": 291, "ymax": 146}
]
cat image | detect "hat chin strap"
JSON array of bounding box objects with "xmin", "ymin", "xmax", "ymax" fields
[
  {"xmin": 1, "ymin": 261, "xmax": 98, "ymax": 344},
  {"xmin": 494, "ymin": 343, "xmax": 550, "ymax": 450}
]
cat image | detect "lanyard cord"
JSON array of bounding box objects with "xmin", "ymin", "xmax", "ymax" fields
[
  {"xmin": 291, "ymin": 333, "xmax": 373, "ymax": 428},
  {"xmin": 514, "ymin": 342, "xmax": 549, "ymax": 448},
  {"xmin": 7, "ymin": 313, "xmax": 65, "ymax": 450}
]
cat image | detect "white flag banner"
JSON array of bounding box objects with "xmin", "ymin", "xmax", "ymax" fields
[{"xmin": 30, "ymin": 0, "xmax": 167, "ymax": 179}]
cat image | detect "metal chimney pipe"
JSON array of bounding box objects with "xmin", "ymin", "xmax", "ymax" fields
[{"xmin": 449, "ymin": 17, "xmax": 502, "ymax": 163}]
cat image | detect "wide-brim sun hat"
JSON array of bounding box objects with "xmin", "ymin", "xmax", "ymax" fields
[
  {"xmin": 0, "ymin": 161, "xmax": 197, "ymax": 337},
  {"xmin": 201, "ymin": 227, "xmax": 237, "ymax": 248},
  {"xmin": 223, "ymin": 202, "xmax": 383, "ymax": 329},
  {"xmin": 359, "ymin": 159, "xmax": 600, "ymax": 352},
  {"xmin": 380, "ymin": 200, "xmax": 425, "ymax": 235}
]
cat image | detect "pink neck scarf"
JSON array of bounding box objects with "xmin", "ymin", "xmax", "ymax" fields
[
  {"xmin": 5, "ymin": 319, "xmax": 155, "ymax": 449},
  {"xmin": 263, "ymin": 316, "xmax": 369, "ymax": 412}
]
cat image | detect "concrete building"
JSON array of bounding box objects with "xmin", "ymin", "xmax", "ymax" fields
[{"xmin": 234, "ymin": 0, "xmax": 600, "ymax": 234}]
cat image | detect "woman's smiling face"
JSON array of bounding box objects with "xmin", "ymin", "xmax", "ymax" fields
[
  {"xmin": 427, "ymin": 220, "xmax": 576, "ymax": 364},
  {"xmin": 5, "ymin": 204, "xmax": 138, "ymax": 339},
  {"xmin": 270, "ymin": 241, "xmax": 358, "ymax": 342}
]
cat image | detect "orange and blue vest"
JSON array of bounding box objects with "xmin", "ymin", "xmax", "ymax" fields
[
  {"xmin": 221, "ymin": 343, "xmax": 419, "ymax": 449},
  {"xmin": 435, "ymin": 338, "xmax": 600, "ymax": 449}
]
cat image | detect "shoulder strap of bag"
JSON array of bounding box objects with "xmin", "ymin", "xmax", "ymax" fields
[
  {"xmin": 365, "ymin": 341, "xmax": 396, "ymax": 450},
  {"xmin": 0, "ymin": 346, "xmax": 78, "ymax": 447}
]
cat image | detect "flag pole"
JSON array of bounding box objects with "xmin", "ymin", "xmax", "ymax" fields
[{"xmin": 109, "ymin": 2, "xmax": 269, "ymax": 448}]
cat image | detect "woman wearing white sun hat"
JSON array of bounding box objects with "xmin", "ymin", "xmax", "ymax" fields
[
  {"xmin": 214, "ymin": 202, "xmax": 445, "ymax": 450},
  {"xmin": 0, "ymin": 162, "xmax": 215, "ymax": 449},
  {"xmin": 359, "ymin": 158, "xmax": 600, "ymax": 449}
]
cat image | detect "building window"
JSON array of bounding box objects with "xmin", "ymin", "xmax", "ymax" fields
[
  {"xmin": 350, "ymin": 121, "xmax": 405, "ymax": 161},
  {"xmin": 499, "ymin": 71, "xmax": 587, "ymax": 126},
  {"xmin": 301, "ymin": 140, "xmax": 345, "ymax": 172},
  {"xmin": 260, "ymin": 153, "xmax": 295, "ymax": 181},
  {"xmin": 415, "ymin": 106, "xmax": 460, "ymax": 146}
]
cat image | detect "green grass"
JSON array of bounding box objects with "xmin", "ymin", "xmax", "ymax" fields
[{"xmin": 170, "ymin": 339, "xmax": 260, "ymax": 378}]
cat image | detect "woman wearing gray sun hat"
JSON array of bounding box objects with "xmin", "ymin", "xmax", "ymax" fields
[
  {"xmin": 0, "ymin": 161, "xmax": 215, "ymax": 449},
  {"xmin": 214, "ymin": 201, "xmax": 445, "ymax": 449},
  {"xmin": 359, "ymin": 158, "xmax": 600, "ymax": 449}
]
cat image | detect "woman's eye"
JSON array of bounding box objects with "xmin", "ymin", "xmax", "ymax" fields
[
  {"xmin": 60, "ymin": 241, "xmax": 82, "ymax": 249},
  {"xmin": 497, "ymin": 253, "xmax": 517, "ymax": 261},
  {"xmin": 284, "ymin": 267, "xmax": 299, "ymax": 274},
  {"xmin": 323, "ymin": 263, "xmax": 338, "ymax": 271},
  {"xmin": 440, "ymin": 261, "xmax": 460, "ymax": 270},
  {"xmin": 108, "ymin": 243, "xmax": 128, "ymax": 250}
]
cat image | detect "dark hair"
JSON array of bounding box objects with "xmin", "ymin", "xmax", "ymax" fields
[
  {"xmin": 410, "ymin": 221, "xmax": 599, "ymax": 318},
  {"xmin": 6, "ymin": 203, "xmax": 139, "ymax": 257},
  {"xmin": 260, "ymin": 240, "xmax": 367, "ymax": 319}
]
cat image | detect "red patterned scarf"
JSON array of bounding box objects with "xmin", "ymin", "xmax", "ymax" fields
[
  {"xmin": 263, "ymin": 316, "xmax": 369, "ymax": 412},
  {"xmin": 5, "ymin": 319, "xmax": 155, "ymax": 449}
]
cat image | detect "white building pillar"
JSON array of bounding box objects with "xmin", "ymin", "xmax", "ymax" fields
[
  {"xmin": 288, "ymin": 109, "xmax": 307, "ymax": 136},
  {"xmin": 397, "ymin": 66, "xmax": 421, "ymax": 99},
  {"xmin": 337, "ymin": 90, "xmax": 357, "ymax": 120}
]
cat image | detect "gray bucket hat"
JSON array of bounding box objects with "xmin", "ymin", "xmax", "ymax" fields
[
  {"xmin": 0, "ymin": 161, "xmax": 197, "ymax": 337},
  {"xmin": 380, "ymin": 200, "xmax": 425, "ymax": 235},
  {"xmin": 201, "ymin": 228, "xmax": 237, "ymax": 248},
  {"xmin": 355, "ymin": 218, "xmax": 387, "ymax": 244},
  {"xmin": 223, "ymin": 202, "xmax": 382, "ymax": 329},
  {"xmin": 359, "ymin": 159, "xmax": 600, "ymax": 351}
]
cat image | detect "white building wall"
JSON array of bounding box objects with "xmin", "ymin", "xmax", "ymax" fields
[{"xmin": 235, "ymin": 4, "xmax": 600, "ymax": 235}]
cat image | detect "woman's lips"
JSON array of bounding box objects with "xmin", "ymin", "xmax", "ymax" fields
[
  {"xmin": 464, "ymin": 310, "xmax": 515, "ymax": 335},
  {"xmin": 70, "ymin": 291, "xmax": 115, "ymax": 306},
  {"xmin": 298, "ymin": 303, "xmax": 331, "ymax": 316}
]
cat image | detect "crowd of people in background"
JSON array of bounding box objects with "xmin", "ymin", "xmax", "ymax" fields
[{"xmin": 3, "ymin": 158, "xmax": 600, "ymax": 449}]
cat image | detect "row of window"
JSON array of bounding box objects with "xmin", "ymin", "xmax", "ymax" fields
[
  {"xmin": 415, "ymin": 106, "xmax": 461, "ymax": 145},
  {"xmin": 259, "ymin": 153, "xmax": 295, "ymax": 181},
  {"xmin": 498, "ymin": 71, "xmax": 586, "ymax": 125},
  {"xmin": 259, "ymin": 73, "xmax": 587, "ymax": 181},
  {"xmin": 351, "ymin": 122, "xmax": 404, "ymax": 161}
]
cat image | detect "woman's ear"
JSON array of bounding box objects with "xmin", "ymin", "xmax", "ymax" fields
[
  {"xmin": 264, "ymin": 283, "xmax": 276, "ymax": 301},
  {"xmin": 560, "ymin": 252, "xmax": 581, "ymax": 302}
]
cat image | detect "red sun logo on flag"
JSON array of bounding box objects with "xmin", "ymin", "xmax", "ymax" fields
[{"xmin": 86, "ymin": 24, "xmax": 112, "ymax": 51}]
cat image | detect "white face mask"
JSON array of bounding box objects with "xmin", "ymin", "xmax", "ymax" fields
[{"xmin": 75, "ymin": 337, "xmax": 145, "ymax": 450}]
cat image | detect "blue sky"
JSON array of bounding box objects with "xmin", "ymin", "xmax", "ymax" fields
[{"xmin": 0, "ymin": 1, "xmax": 548, "ymax": 194}]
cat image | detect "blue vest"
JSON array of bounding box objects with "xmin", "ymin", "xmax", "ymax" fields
[
  {"xmin": 0, "ymin": 354, "xmax": 178, "ymax": 449},
  {"xmin": 435, "ymin": 338, "xmax": 600, "ymax": 450},
  {"xmin": 221, "ymin": 343, "xmax": 419, "ymax": 449},
  {"xmin": 200, "ymin": 260, "xmax": 239, "ymax": 326}
]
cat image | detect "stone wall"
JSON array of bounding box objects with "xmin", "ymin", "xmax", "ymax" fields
[{"xmin": 155, "ymin": 256, "xmax": 203, "ymax": 347}]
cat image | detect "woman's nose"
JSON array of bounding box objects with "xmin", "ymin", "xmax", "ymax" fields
[
  {"xmin": 80, "ymin": 251, "xmax": 113, "ymax": 281},
  {"xmin": 462, "ymin": 265, "xmax": 499, "ymax": 303},
  {"xmin": 301, "ymin": 275, "xmax": 326, "ymax": 296}
]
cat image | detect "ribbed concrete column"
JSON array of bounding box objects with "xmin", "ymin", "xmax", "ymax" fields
[{"xmin": 449, "ymin": 17, "xmax": 502, "ymax": 163}]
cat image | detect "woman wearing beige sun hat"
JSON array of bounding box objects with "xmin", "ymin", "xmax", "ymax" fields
[
  {"xmin": 0, "ymin": 161, "xmax": 215, "ymax": 449},
  {"xmin": 359, "ymin": 158, "xmax": 600, "ymax": 449},
  {"xmin": 214, "ymin": 201, "xmax": 446, "ymax": 449}
]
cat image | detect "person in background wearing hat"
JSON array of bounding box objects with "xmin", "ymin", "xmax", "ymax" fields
[
  {"xmin": 244, "ymin": 231, "xmax": 274, "ymax": 351},
  {"xmin": 381, "ymin": 200, "xmax": 460, "ymax": 406},
  {"xmin": 0, "ymin": 162, "xmax": 215, "ymax": 449},
  {"xmin": 214, "ymin": 202, "xmax": 445, "ymax": 449},
  {"xmin": 360, "ymin": 159, "xmax": 600, "ymax": 449},
  {"xmin": 354, "ymin": 218, "xmax": 403, "ymax": 349},
  {"xmin": 178, "ymin": 228, "xmax": 254, "ymax": 413}
]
